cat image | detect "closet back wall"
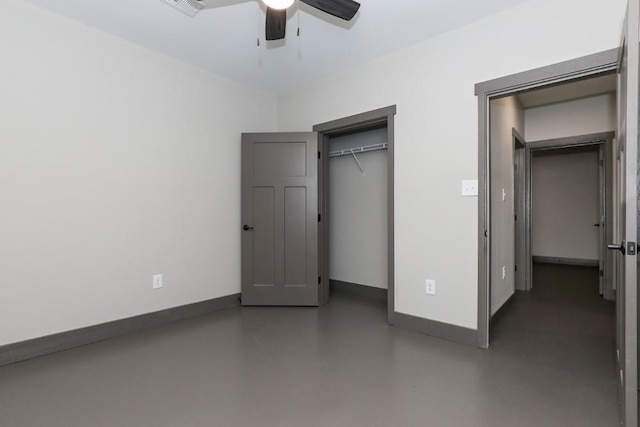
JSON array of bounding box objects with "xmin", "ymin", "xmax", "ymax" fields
[{"xmin": 329, "ymin": 128, "xmax": 388, "ymax": 289}]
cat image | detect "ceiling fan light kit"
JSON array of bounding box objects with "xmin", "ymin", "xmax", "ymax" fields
[
  {"xmin": 159, "ymin": 0, "xmax": 361, "ymax": 42},
  {"xmin": 264, "ymin": 0, "xmax": 361, "ymax": 40},
  {"xmin": 262, "ymin": 0, "xmax": 295, "ymax": 10}
]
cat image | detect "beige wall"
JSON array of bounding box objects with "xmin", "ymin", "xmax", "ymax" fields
[
  {"xmin": 524, "ymin": 93, "xmax": 616, "ymax": 263},
  {"xmin": 0, "ymin": 0, "xmax": 276, "ymax": 346},
  {"xmin": 531, "ymin": 148, "xmax": 600, "ymax": 260},
  {"xmin": 329, "ymin": 128, "xmax": 388, "ymax": 289},
  {"xmin": 277, "ymin": 0, "xmax": 626, "ymax": 329},
  {"xmin": 490, "ymin": 96, "xmax": 524, "ymax": 315},
  {"xmin": 524, "ymin": 93, "xmax": 617, "ymax": 141},
  {"xmin": 1, "ymin": 0, "xmax": 629, "ymax": 343}
]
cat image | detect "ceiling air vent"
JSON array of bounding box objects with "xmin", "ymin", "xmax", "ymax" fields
[{"xmin": 160, "ymin": 0, "xmax": 204, "ymax": 17}]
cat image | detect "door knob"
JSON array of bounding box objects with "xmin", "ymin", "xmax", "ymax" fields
[
  {"xmin": 243, "ymin": 224, "xmax": 254, "ymax": 231},
  {"xmin": 608, "ymin": 241, "xmax": 626, "ymax": 254},
  {"xmin": 594, "ymin": 223, "xmax": 600, "ymax": 227}
]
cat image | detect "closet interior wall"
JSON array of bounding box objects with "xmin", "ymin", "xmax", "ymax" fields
[{"xmin": 328, "ymin": 126, "xmax": 388, "ymax": 289}]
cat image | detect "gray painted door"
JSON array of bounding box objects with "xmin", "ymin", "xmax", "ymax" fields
[
  {"xmin": 513, "ymin": 139, "xmax": 526, "ymax": 291},
  {"xmin": 241, "ymin": 132, "xmax": 319, "ymax": 306},
  {"xmin": 614, "ymin": 2, "xmax": 638, "ymax": 425},
  {"xmin": 598, "ymin": 146, "xmax": 605, "ymax": 295}
]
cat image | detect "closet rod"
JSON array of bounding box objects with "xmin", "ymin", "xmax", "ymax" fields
[{"xmin": 328, "ymin": 142, "xmax": 388, "ymax": 158}]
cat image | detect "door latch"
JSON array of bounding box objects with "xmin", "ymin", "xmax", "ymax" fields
[
  {"xmin": 627, "ymin": 241, "xmax": 636, "ymax": 256},
  {"xmin": 607, "ymin": 241, "xmax": 637, "ymax": 256}
]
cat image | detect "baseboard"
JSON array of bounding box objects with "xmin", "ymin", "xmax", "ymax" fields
[
  {"xmin": 390, "ymin": 312, "xmax": 478, "ymax": 347},
  {"xmin": 533, "ymin": 256, "xmax": 599, "ymax": 267},
  {"xmin": 330, "ymin": 280, "xmax": 387, "ymax": 303},
  {"xmin": 490, "ymin": 292, "xmax": 515, "ymax": 327},
  {"xmin": 0, "ymin": 293, "xmax": 241, "ymax": 367}
]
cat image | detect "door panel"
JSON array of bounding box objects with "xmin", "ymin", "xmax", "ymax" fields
[
  {"xmin": 252, "ymin": 187, "xmax": 276, "ymax": 286},
  {"xmin": 614, "ymin": 2, "xmax": 639, "ymax": 425},
  {"xmin": 514, "ymin": 139, "xmax": 527, "ymax": 291},
  {"xmin": 241, "ymin": 132, "xmax": 319, "ymax": 306},
  {"xmin": 284, "ymin": 186, "xmax": 307, "ymax": 286},
  {"xmin": 599, "ymin": 146, "xmax": 605, "ymax": 295},
  {"xmin": 253, "ymin": 142, "xmax": 308, "ymax": 177}
]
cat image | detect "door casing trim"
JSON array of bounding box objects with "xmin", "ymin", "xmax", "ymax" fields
[
  {"xmin": 313, "ymin": 105, "xmax": 396, "ymax": 322},
  {"xmin": 475, "ymin": 48, "xmax": 619, "ymax": 349},
  {"xmin": 523, "ymin": 132, "xmax": 615, "ymax": 301}
]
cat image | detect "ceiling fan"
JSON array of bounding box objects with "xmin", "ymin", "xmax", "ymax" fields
[
  {"xmin": 163, "ymin": 0, "xmax": 361, "ymax": 41},
  {"xmin": 261, "ymin": 0, "xmax": 360, "ymax": 40}
]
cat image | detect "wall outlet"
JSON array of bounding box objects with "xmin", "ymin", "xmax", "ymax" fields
[
  {"xmin": 153, "ymin": 274, "xmax": 163, "ymax": 289},
  {"xmin": 425, "ymin": 279, "xmax": 436, "ymax": 295},
  {"xmin": 502, "ymin": 266, "xmax": 506, "ymax": 280}
]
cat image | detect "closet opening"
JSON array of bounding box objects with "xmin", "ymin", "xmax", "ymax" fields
[{"xmin": 313, "ymin": 106, "xmax": 396, "ymax": 323}]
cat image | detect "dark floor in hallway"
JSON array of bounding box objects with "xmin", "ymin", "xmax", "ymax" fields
[
  {"xmin": 0, "ymin": 263, "xmax": 617, "ymax": 427},
  {"xmin": 489, "ymin": 262, "xmax": 617, "ymax": 425}
]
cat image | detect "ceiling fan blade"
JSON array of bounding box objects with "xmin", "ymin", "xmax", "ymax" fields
[
  {"xmin": 299, "ymin": 0, "xmax": 360, "ymax": 21},
  {"xmin": 265, "ymin": 7, "xmax": 287, "ymax": 40}
]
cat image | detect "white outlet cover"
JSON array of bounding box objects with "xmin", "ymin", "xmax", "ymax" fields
[
  {"xmin": 461, "ymin": 180, "xmax": 478, "ymax": 196},
  {"xmin": 425, "ymin": 279, "xmax": 436, "ymax": 295},
  {"xmin": 153, "ymin": 274, "xmax": 163, "ymax": 289}
]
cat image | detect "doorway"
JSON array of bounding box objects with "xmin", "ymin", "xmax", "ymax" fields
[
  {"xmin": 314, "ymin": 106, "xmax": 396, "ymax": 322},
  {"xmin": 526, "ymin": 135, "xmax": 614, "ymax": 299},
  {"xmin": 476, "ymin": 45, "xmax": 638, "ymax": 426},
  {"xmin": 325, "ymin": 126, "xmax": 389, "ymax": 307}
]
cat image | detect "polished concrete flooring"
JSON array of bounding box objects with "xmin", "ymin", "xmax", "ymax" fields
[{"xmin": 0, "ymin": 264, "xmax": 617, "ymax": 426}]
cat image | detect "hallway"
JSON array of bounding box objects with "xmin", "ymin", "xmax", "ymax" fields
[{"xmin": 490, "ymin": 262, "xmax": 617, "ymax": 424}]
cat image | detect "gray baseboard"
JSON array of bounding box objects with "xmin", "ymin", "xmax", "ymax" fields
[
  {"xmin": 490, "ymin": 292, "xmax": 515, "ymax": 327},
  {"xmin": 0, "ymin": 293, "xmax": 241, "ymax": 367},
  {"xmin": 390, "ymin": 312, "xmax": 478, "ymax": 347},
  {"xmin": 330, "ymin": 280, "xmax": 388, "ymax": 303},
  {"xmin": 533, "ymin": 256, "xmax": 599, "ymax": 267}
]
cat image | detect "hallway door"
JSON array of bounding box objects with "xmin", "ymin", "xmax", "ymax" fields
[
  {"xmin": 612, "ymin": 2, "xmax": 639, "ymax": 425},
  {"xmin": 241, "ymin": 132, "xmax": 319, "ymax": 306}
]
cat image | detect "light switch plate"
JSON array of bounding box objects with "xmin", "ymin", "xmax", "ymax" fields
[{"xmin": 461, "ymin": 180, "xmax": 478, "ymax": 196}]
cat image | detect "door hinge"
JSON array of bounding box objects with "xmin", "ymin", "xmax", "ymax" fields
[
  {"xmin": 318, "ymin": 276, "xmax": 322, "ymax": 284},
  {"xmin": 318, "ymin": 151, "xmax": 321, "ymax": 160},
  {"xmin": 515, "ymin": 214, "xmax": 517, "ymax": 221},
  {"xmin": 627, "ymin": 242, "xmax": 637, "ymax": 256},
  {"xmin": 599, "ymin": 269, "xmax": 604, "ymax": 277},
  {"xmin": 318, "ymin": 214, "xmax": 321, "ymax": 222},
  {"xmin": 515, "ymin": 265, "xmax": 518, "ymax": 272}
]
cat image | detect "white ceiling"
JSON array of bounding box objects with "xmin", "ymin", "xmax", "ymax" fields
[{"xmin": 25, "ymin": 0, "xmax": 532, "ymax": 94}]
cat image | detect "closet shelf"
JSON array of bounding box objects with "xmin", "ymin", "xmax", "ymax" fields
[{"xmin": 328, "ymin": 142, "xmax": 388, "ymax": 158}]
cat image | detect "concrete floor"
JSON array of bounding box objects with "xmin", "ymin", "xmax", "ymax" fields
[{"xmin": 0, "ymin": 264, "xmax": 617, "ymax": 426}]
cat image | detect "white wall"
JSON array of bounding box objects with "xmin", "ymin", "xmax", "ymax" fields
[
  {"xmin": 0, "ymin": 0, "xmax": 276, "ymax": 346},
  {"xmin": 525, "ymin": 93, "xmax": 617, "ymax": 141},
  {"xmin": 490, "ymin": 97, "xmax": 524, "ymax": 315},
  {"xmin": 329, "ymin": 128, "xmax": 388, "ymax": 289},
  {"xmin": 277, "ymin": 0, "xmax": 626, "ymax": 329},
  {"xmin": 531, "ymin": 148, "xmax": 600, "ymax": 260}
]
